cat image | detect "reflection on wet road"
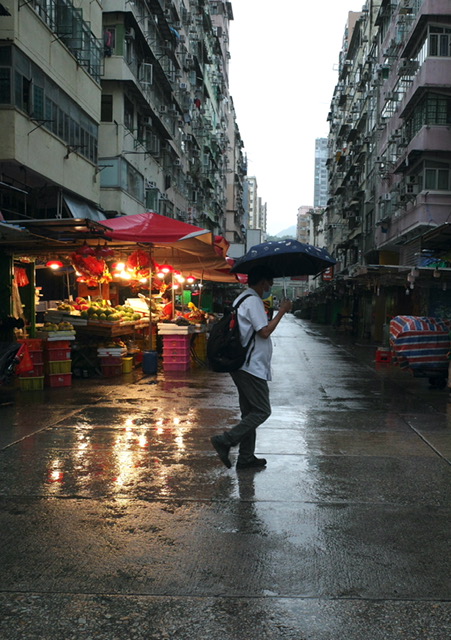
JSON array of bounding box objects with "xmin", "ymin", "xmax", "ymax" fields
[{"xmin": 0, "ymin": 316, "xmax": 450, "ymax": 639}]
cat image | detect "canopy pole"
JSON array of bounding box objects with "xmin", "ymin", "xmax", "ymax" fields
[{"xmin": 148, "ymin": 246, "xmax": 153, "ymax": 350}]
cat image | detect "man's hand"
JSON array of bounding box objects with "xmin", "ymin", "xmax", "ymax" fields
[{"xmin": 280, "ymin": 299, "xmax": 292, "ymax": 314}]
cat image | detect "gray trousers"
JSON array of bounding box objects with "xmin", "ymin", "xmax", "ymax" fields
[{"xmin": 225, "ymin": 369, "xmax": 271, "ymax": 461}]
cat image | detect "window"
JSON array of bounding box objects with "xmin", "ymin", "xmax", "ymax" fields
[
  {"xmin": 0, "ymin": 68, "xmax": 10, "ymax": 103},
  {"xmin": 406, "ymin": 94, "xmax": 451, "ymax": 138},
  {"xmin": 101, "ymin": 94, "xmax": 113, "ymax": 121},
  {"xmin": 33, "ymin": 85, "xmax": 44, "ymax": 120},
  {"xmin": 424, "ymin": 162, "xmax": 450, "ymax": 190},
  {"xmin": 124, "ymin": 96, "xmax": 134, "ymax": 132},
  {"xmin": 429, "ymin": 26, "xmax": 451, "ymax": 57}
]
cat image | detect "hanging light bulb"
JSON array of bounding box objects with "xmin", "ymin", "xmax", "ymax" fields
[
  {"xmin": 411, "ymin": 267, "xmax": 419, "ymax": 278},
  {"xmin": 46, "ymin": 259, "xmax": 63, "ymax": 270},
  {"xmin": 186, "ymin": 274, "xmax": 195, "ymax": 284}
]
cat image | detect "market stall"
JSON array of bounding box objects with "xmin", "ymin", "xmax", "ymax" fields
[{"xmin": 0, "ymin": 212, "xmax": 238, "ymax": 385}]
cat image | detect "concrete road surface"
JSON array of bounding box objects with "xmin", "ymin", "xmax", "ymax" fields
[{"xmin": 0, "ymin": 315, "xmax": 450, "ymax": 639}]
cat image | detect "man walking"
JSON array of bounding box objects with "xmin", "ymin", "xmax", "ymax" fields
[{"xmin": 210, "ymin": 265, "xmax": 292, "ymax": 469}]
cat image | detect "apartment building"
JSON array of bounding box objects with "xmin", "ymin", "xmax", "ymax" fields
[
  {"xmin": 0, "ymin": 0, "xmax": 246, "ymax": 236},
  {"xmin": 324, "ymin": 0, "xmax": 451, "ymax": 340},
  {"xmin": 0, "ymin": 0, "xmax": 103, "ymax": 221},
  {"xmin": 99, "ymin": 0, "xmax": 245, "ymax": 234}
]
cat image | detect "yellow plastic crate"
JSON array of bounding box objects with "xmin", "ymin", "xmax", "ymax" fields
[
  {"xmin": 19, "ymin": 376, "xmax": 44, "ymax": 391},
  {"xmin": 46, "ymin": 360, "xmax": 72, "ymax": 374}
]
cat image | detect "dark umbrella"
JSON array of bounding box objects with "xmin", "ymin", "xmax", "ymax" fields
[{"xmin": 230, "ymin": 239, "xmax": 336, "ymax": 277}]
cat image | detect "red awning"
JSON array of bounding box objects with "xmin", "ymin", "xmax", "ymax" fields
[{"xmin": 101, "ymin": 212, "xmax": 211, "ymax": 244}]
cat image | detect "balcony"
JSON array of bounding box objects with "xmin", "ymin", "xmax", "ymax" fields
[
  {"xmin": 394, "ymin": 125, "xmax": 451, "ymax": 173},
  {"xmin": 402, "ymin": 0, "xmax": 451, "ymax": 58},
  {"xmin": 399, "ymin": 58, "xmax": 451, "ymax": 118}
]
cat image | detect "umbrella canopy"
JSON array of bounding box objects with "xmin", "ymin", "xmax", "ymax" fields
[{"xmin": 230, "ymin": 239, "xmax": 336, "ymax": 277}]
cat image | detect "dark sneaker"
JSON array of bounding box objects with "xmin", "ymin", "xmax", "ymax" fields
[
  {"xmin": 236, "ymin": 456, "xmax": 267, "ymax": 470},
  {"xmin": 210, "ymin": 435, "xmax": 232, "ymax": 468}
]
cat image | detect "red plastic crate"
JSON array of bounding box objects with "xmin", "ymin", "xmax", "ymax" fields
[
  {"xmin": 99, "ymin": 355, "xmax": 123, "ymax": 365},
  {"xmin": 29, "ymin": 350, "xmax": 44, "ymax": 365},
  {"xmin": 45, "ymin": 348, "xmax": 71, "ymax": 361},
  {"xmin": 44, "ymin": 340, "xmax": 71, "ymax": 349},
  {"xmin": 45, "ymin": 373, "xmax": 72, "ymax": 387},
  {"xmin": 375, "ymin": 348, "xmax": 392, "ymax": 363},
  {"xmin": 21, "ymin": 363, "xmax": 44, "ymax": 377},
  {"xmin": 101, "ymin": 364, "xmax": 123, "ymax": 377},
  {"xmin": 18, "ymin": 338, "xmax": 44, "ymax": 350}
]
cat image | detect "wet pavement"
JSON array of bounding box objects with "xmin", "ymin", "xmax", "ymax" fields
[{"xmin": 0, "ymin": 315, "xmax": 450, "ymax": 639}]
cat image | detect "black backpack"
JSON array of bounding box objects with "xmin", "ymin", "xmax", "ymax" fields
[{"xmin": 207, "ymin": 294, "xmax": 256, "ymax": 372}]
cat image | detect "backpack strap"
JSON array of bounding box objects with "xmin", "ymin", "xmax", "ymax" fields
[{"xmin": 233, "ymin": 293, "xmax": 256, "ymax": 364}]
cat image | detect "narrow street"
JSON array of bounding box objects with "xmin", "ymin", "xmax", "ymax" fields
[{"xmin": 0, "ymin": 315, "xmax": 450, "ymax": 640}]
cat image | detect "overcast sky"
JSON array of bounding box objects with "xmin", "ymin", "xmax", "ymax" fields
[{"xmin": 228, "ymin": 1, "xmax": 360, "ymax": 235}]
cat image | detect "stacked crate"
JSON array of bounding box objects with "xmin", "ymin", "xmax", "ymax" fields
[
  {"xmin": 17, "ymin": 338, "xmax": 45, "ymax": 390},
  {"xmin": 162, "ymin": 335, "xmax": 191, "ymax": 371},
  {"xmin": 97, "ymin": 346, "xmax": 127, "ymax": 377},
  {"xmin": 44, "ymin": 340, "xmax": 72, "ymax": 387}
]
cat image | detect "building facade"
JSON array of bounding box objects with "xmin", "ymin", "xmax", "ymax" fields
[
  {"xmin": 322, "ymin": 0, "xmax": 451, "ymax": 340},
  {"xmin": 0, "ymin": 0, "xmax": 247, "ymax": 237}
]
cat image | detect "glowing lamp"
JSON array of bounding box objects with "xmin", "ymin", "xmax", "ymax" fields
[
  {"xmin": 186, "ymin": 275, "xmax": 195, "ymax": 284},
  {"xmin": 46, "ymin": 259, "xmax": 63, "ymax": 270},
  {"xmin": 160, "ymin": 264, "xmax": 171, "ymax": 274}
]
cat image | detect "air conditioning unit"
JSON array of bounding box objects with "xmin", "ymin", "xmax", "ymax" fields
[
  {"xmin": 159, "ymin": 105, "xmax": 167, "ymax": 113},
  {"xmin": 179, "ymin": 82, "xmax": 188, "ymax": 90},
  {"xmin": 145, "ymin": 180, "xmax": 157, "ymax": 190},
  {"xmin": 186, "ymin": 53, "xmax": 194, "ymax": 62},
  {"xmin": 406, "ymin": 183, "xmax": 419, "ymax": 195},
  {"xmin": 125, "ymin": 27, "xmax": 135, "ymax": 40},
  {"xmin": 174, "ymin": 159, "xmax": 181, "ymax": 166},
  {"xmin": 142, "ymin": 116, "xmax": 152, "ymax": 126},
  {"xmin": 382, "ymin": 193, "xmax": 391, "ymax": 201}
]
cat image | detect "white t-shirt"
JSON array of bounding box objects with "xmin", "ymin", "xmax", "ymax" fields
[{"xmin": 233, "ymin": 289, "xmax": 273, "ymax": 381}]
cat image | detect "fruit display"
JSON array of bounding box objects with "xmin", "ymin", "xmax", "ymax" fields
[
  {"xmin": 59, "ymin": 298, "xmax": 144, "ymax": 324},
  {"xmin": 42, "ymin": 321, "xmax": 74, "ymax": 332},
  {"xmin": 185, "ymin": 302, "xmax": 207, "ymax": 324}
]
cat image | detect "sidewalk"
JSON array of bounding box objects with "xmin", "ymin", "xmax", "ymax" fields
[{"xmin": 0, "ymin": 315, "xmax": 450, "ymax": 639}]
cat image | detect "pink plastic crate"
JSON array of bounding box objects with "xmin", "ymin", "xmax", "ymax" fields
[
  {"xmin": 163, "ymin": 336, "xmax": 191, "ymax": 349},
  {"xmin": 163, "ymin": 361, "xmax": 190, "ymax": 371},
  {"xmin": 163, "ymin": 355, "xmax": 191, "ymax": 364},
  {"xmin": 163, "ymin": 347, "xmax": 191, "ymax": 357}
]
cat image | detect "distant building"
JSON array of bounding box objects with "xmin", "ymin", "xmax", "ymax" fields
[
  {"xmin": 245, "ymin": 176, "xmax": 267, "ymax": 233},
  {"xmin": 297, "ymin": 206, "xmax": 312, "ymax": 244},
  {"xmin": 314, "ymin": 138, "xmax": 329, "ymax": 208}
]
